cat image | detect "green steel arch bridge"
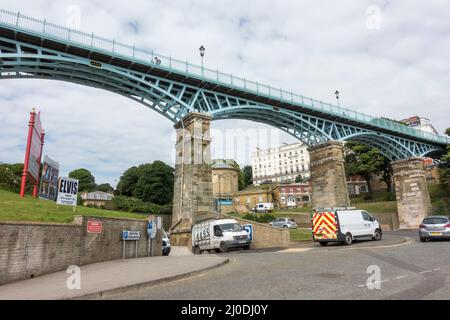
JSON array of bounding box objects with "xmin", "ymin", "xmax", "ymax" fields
[{"xmin": 1, "ymin": 9, "xmax": 448, "ymax": 160}]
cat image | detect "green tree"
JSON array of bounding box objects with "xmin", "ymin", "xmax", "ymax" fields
[
  {"xmin": 96, "ymin": 183, "xmax": 114, "ymax": 193},
  {"xmin": 241, "ymin": 165, "xmax": 253, "ymax": 188},
  {"xmin": 344, "ymin": 142, "xmax": 391, "ymax": 194},
  {"xmin": 438, "ymin": 127, "xmax": 450, "ymax": 184},
  {"xmin": 116, "ymin": 166, "xmax": 140, "ymax": 196},
  {"xmin": 0, "ymin": 163, "xmax": 24, "ymax": 192},
  {"xmin": 295, "ymin": 175, "xmax": 304, "ymax": 183},
  {"xmin": 132, "ymin": 161, "xmax": 174, "ymax": 205},
  {"xmin": 68, "ymin": 168, "xmax": 96, "ymax": 192}
]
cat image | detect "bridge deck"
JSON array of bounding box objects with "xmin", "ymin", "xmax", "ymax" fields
[{"xmin": 0, "ymin": 9, "xmax": 448, "ymax": 148}]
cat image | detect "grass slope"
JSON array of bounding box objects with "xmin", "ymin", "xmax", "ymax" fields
[{"xmin": 0, "ymin": 189, "xmax": 147, "ymax": 224}]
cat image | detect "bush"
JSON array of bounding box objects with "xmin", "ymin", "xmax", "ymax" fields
[
  {"xmin": 242, "ymin": 213, "xmax": 275, "ymax": 223},
  {"xmin": 111, "ymin": 195, "xmax": 160, "ymax": 214},
  {"xmin": 432, "ymin": 199, "xmax": 450, "ymax": 215}
]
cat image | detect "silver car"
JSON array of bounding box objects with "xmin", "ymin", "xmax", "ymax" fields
[
  {"xmin": 419, "ymin": 216, "xmax": 450, "ymax": 242},
  {"xmin": 269, "ymin": 217, "xmax": 298, "ymax": 229}
]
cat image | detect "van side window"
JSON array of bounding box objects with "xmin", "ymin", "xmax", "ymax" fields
[
  {"xmin": 213, "ymin": 226, "xmax": 222, "ymax": 236},
  {"xmin": 361, "ymin": 211, "xmax": 371, "ymax": 221}
]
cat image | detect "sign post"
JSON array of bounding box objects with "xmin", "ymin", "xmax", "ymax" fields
[
  {"xmin": 122, "ymin": 230, "xmax": 141, "ymax": 259},
  {"xmin": 147, "ymin": 220, "xmax": 157, "ymax": 257}
]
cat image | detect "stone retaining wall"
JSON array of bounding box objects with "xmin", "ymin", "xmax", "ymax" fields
[{"xmin": 0, "ymin": 216, "xmax": 162, "ymax": 285}]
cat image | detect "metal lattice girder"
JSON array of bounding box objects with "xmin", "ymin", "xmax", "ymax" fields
[{"xmin": 0, "ymin": 15, "xmax": 448, "ymax": 161}]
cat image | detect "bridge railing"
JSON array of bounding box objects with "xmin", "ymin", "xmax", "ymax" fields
[{"xmin": 0, "ymin": 9, "xmax": 448, "ymax": 145}]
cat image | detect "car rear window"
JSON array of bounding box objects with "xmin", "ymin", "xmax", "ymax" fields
[
  {"xmin": 423, "ymin": 217, "xmax": 448, "ymax": 224},
  {"xmin": 288, "ymin": 219, "xmax": 296, "ymax": 222}
]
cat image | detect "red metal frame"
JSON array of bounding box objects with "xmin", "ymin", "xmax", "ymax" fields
[{"xmin": 20, "ymin": 110, "xmax": 45, "ymax": 198}]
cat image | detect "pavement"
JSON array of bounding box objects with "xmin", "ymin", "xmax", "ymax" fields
[
  {"xmin": 0, "ymin": 247, "xmax": 227, "ymax": 300},
  {"xmin": 2, "ymin": 231, "xmax": 444, "ymax": 300}
]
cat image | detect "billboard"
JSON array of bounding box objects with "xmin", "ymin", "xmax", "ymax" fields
[
  {"xmin": 28, "ymin": 112, "xmax": 43, "ymax": 182},
  {"xmin": 39, "ymin": 155, "xmax": 60, "ymax": 201},
  {"xmin": 56, "ymin": 177, "xmax": 79, "ymax": 206},
  {"xmin": 20, "ymin": 110, "xmax": 45, "ymax": 198}
]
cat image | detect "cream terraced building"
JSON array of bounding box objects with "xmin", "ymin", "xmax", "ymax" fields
[{"xmin": 251, "ymin": 142, "xmax": 310, "ymax": 185}]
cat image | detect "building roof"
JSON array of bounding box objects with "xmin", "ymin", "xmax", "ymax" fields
[{"xmin": 211, "ymin": 159, "xmax": 240, "ymax": 171}]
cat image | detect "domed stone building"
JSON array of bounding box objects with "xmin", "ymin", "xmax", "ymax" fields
[{"xmin": 211, "ymin": 159, "xmax": 240, "ymax": 213}]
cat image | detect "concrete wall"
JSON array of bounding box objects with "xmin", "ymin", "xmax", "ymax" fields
[
  {"xmin": 0, "ymin": 216, "xmax": 162, "ymax": 285},
  {"xmin": 218, "ymin": 214, "xmax": 290, "ymax": 249}
]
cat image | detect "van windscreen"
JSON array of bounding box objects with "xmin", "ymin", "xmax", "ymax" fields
[{"xmin": 218, "ymin": 223, "xmax": 242, "ymax": 232}]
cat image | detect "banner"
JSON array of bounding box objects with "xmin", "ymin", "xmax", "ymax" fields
[
  {"xmin": 56, "ymin": 177, "xmax": 79, "ymax": 206},
  {"xmin": 39, "ymin": 155, "xmax": 60, "ymax": 201}
]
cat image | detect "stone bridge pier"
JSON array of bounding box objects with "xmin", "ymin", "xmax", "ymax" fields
[
  {"xmin": 391, "ymin": 157, "xmax": 432, "ymax": 229},
  {"xmin": 170, "ymin": 112, "xmax": 214, "ymax": 247},
  {"xmin": 308, "ymin": 141, "xmax": 350, "ymax": 209}
]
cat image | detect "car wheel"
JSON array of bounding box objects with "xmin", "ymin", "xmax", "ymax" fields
[
  {"xmin": 372, "ymin": 229, "xmax": 382, "ymax": 241},
  {"xmin": 344, "ymin": 233, "xmax": 353, "ymax": 245},
  {"xmin": 219, "ymin": 241, "xmax": 228, "ymax": 253},
  {"xmin": 283, "ymin": 225, "xmax": 288, "ymax": 228},
  {"xmin": 243, "ymin": 245, "xmax": 251, "ymax": 250},
  {"xmin": 420, "ymin": 237, "xmax": 426, "ymax": 242},
  {"xmin": 319, "ymin": 242, "xmax": 327, "ymax": 246},
  {"xmin": 193, "ymin": 246, "xmax": 201, "ymax": 255}
]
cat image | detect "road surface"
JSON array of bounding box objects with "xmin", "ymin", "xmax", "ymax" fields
[{"xmin": 105, "ymin": 231, "xmax": 450, "ymax": 300}]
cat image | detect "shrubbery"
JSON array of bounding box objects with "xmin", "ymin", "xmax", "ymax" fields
[
  {"xmin": 242, "ymin": 213, "xmax": 275, "ymax": 223},
  {"xmin": 111, "ymin": 195, "xmax": 161, "ymax": 214}
]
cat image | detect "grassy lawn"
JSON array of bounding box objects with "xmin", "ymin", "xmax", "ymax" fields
[
  {"xmin": 0, "ymin": 189, "xmax": 147, "ymax": 224},
  {"xmin": 354, "ymin": 201, "xmax": 397, "ymax": 213},
  {"xmin": 289, "ymin": 228, "xmax": 312, "ymax": 241}
]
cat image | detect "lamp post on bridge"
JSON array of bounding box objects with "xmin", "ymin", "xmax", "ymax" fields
[
  {"xmin": 334, "ymin": 90, "xmax": 340, "ymax": 107},
  {"xmin": 199, "ymin": 45, "xmax": 205, "ymax": 77}
]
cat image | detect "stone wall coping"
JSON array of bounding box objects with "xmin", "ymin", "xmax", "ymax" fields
[
  {"xmin": 307, "ymin": 140, "xmax": 344, "ymax": 152},
  {"xmin": 174, "ymin": 112, "xmax": 212, "ymax": 129},
  {"xmin": 0, "ymin": 215, "xmax": 150, "ymax": 227},
  {"xmin": 0, "ymin": 220, "xmax": 80, "ymax": 227},
  {"xmin": 217, "ymin": 213, "xmax": 289, "ymax": 231},
  {"xmin": 391, "ymin": 157, "xmax": 425, "ymax": 167}
]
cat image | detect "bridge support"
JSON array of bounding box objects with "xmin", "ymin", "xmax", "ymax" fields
[
  {"xmin": 391, "ymin": 157, "xmax": 432, "ymax": 229},
  {"xmin": 170, "ymin": 112, "xmax": 214, "ymax": 247},
  {"xmin": 308, "ymin": 141, "xmax": 350, "ymax": 209}
]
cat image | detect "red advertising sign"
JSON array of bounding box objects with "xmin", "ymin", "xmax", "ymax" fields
[
  {"xmin": 20, "ymin": 110, "xmax": 45, "ymax": 198},
  {"xmin": 87, "ymin": 221, "xmax": 103, "ymax": 234}
]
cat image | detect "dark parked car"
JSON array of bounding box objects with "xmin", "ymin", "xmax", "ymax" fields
[{"xmin": 419, "ymin": 216, "xmax": 450, "ymax": 242}]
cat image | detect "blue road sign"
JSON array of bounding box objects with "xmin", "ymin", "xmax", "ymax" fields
[{"xmin": 242, "ymin": 224, "xmax": 253, "ymax": 241}]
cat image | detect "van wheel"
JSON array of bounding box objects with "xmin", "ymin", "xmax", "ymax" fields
[
  {"xmin": 372, "ymin": 229, "xmax": 382, "ymax": 241},
  {"xmin": 344, "ymin": 233, "xmax": 353, "ymax": 245},
  {"xmin": 193, "ymin": 246, "xmax": 201, "ymax": 255},
  {"xmin": 319, "ymin": 242, "xmax": 327, "ymax": 246},
  {"xmin": 219, "ymin": 242, "xmax": 228, "ymax": 253}
]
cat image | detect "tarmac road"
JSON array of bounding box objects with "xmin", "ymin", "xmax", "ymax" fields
[{"xmin": 106, "ymin": 231, "xmax": 450, "ymax": 300}]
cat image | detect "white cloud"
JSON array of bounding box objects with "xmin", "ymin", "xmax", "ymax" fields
[{"xmin": 1, "ymin": 0, "xmax": 449, "ymax": 186}]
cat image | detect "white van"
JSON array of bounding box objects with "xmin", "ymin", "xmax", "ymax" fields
[
  {"xmin": 192, "ymin": 219, "xmax": 251, "ymax": 254},
  {"xmin": 251, "ymin": 203, "xmax": 274, "ymax": 213},
  {"xmin": 312, "ymin": 208, "xmax": 382, "ymax": 246}
]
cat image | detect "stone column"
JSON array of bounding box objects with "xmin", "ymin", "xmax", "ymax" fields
[
  {"xmin": 170, "ymin": 112, "xmax": 214, "ymax": 246},
  {"xmin": 308, "ymin": 141, "xmax": 350, "ymax": 209},
  {"xmin": 392, "ymin": 157, "xmax": 432, "ymax": 229}
]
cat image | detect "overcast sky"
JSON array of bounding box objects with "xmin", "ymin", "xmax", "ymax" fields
[{"xmin": 1, "ymin": 0, "xmax": 449, "ymax": 186}]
